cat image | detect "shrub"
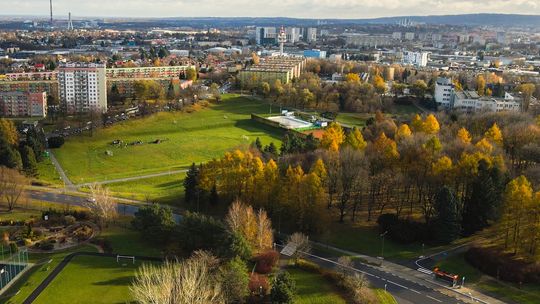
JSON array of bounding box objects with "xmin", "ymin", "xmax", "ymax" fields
[
  {"xmin": 248, "ymin": 273, "xmax": 269, "ymax": 296},
  {"xmin": 465, "ymin": 246, "xmax": 540, "ymax": 284},
  {"xmin": 47, "ymin": 136, "xmax": 65, "ymax": 148},
  {"xmin": 90, "ymin": 238, "xmax": 113, "ymax": 253},
  {"xmin": 254, "ymin": 250, "xmax": 279, "ymax": 274},
  {"xmin": 64, "ymin": 215, "xmax": 76, "ymax": 225},
  {"xmin": 295, "ymin": 259, "xmax": 321, "ymax": 273},
  {"xmin": 270, "ymin": 271, "xmax": 296, "ymax": 304}
]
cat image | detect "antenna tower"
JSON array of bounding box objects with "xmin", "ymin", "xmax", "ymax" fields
[{"xmin": 277, "ymin": 26, "xmax": 287, "ymax": 56}]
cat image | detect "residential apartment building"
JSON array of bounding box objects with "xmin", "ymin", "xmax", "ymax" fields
[
  {"xmin": 305, "ymin": 28, "xmax": 317, "ymax": 42},
  {"xmin": 402, "ymin": 51, "xmax": 429, "ymax": 67},
  {"xmin": 238, "ymin": 56, "xmax": 306, "ymax": 87},
  {"xmin": 58, "ymin": 63, "xmax": 107, "ymax": 114},
  {"xmin": 256, "ymin": 27, "xmax": 277, "ymax": 45},
  {"xmin": 0, "ymin": 91, "xmax": 47, "ymax": 117},
  {"xmin": 344, "ymin": 34, "xmax": 393, "ymax": 47}
]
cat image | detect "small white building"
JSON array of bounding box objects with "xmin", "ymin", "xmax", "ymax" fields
[{"xmin": 434, "ymin": 77, "xmax": 454, "ymax": 108}]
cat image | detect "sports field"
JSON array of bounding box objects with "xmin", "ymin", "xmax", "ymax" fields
[
  {"xmin": 33, "ymin": 255, "xmax": 151, "ymax": 304},
  {"xmin": 53, "ymin": 94, "xmax": 282, "ymax": 184}
]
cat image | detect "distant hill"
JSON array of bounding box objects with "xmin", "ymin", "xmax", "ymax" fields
[
  {"xmin": 359, "ymin": 14, "xmax": 540, "ymax": 27},
  {"xmin": 155, "ymin": 14, "xmax": 540, "ymax": 28}
]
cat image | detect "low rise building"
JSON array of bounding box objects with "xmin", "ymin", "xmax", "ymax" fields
[
  {"xmin": 238, "ymin": 56, "xmax": 306, "ymax": 87},
  {"xmin": 303, "ymin": 49, "xmax": 326, "ymax": 58}
]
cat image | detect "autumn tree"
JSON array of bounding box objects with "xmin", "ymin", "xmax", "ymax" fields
[
  {"xmin": 396, "ymin": 124, "xmax": 412, "ymax": 141},
  {"xmin": 321, "ymin": 122, "xmax": 345, "ymax": 152},
  {"xmin": 226, "ymin": 201, "xmax": 273, "ymax": 253},
  {"xmin": 484, "ymin": 123, "xmax": 503, "ymax": 146},
  {"xmin": 86, "ymin": 183, "xmax": 117, "ymax": 228},
  {"xmin": 457, "ymin": 127, "xmax": 472, "ymax": 144},
  {"xmin": 500, "ymin": 176, "xmax": 532, "ymax": 254},
  {"xmin": 516, "ymin": 83, "xmax": 536, "ymax": 112},
  {"xmin": 476, "ymin": 75, "xmax": 486, "ymax": 96},
  {"xmin": 372, "ymin": 74, "xmax": 386, "ymax": 94},
  {"xmin": 345, "ymin": 127, "xmax": 367, "ymax": 150},
  {"xmin": 0, "ymin": 167, "xmax": 28, "ymax": 211},
  {"xmin": 423, "ymin": 114, "xmax": 440, "ymax": 135},
  {"xmin": 131, "ymin": 251, "xmax": 224, "ymax": 304},
  {"xmin": 0, "ymin": 119, "xmax": 18, "ymax": 146}
]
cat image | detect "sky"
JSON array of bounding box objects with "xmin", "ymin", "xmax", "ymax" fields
[{"xmin": 1, "ymin": 0, "xmax": 540, "ymax": 19}]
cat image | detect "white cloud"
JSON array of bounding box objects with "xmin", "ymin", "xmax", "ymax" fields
[{"xmin": 1, "ymin": 0, "xmax": 539, "ymax": 18}]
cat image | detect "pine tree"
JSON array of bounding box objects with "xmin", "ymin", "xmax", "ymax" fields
[
  {"xmin": 462, "ymin": 160, "xmax": 504, "ymax": 235},
  {"xmin": 345, "ymin": 127, "xmax": 367, "ymax": 150},
  {"xmin": 183, "ymin": 163, "xmax": 200, "ymax": 203},
  {"xmin": 21, "ymin": 145, "xmax": 38, "ymax": 177},
  {"xmin": 433, "ymin": 186, "xmax": 460, "ymax": 244},
  {"xmin": 253, "ymin": 137, "xmax": 263, "ymax": 151},
  {"xmin": 0, "ymin": 137, "xmax": 22, "ymax": 169},
  {"xmin": 264, "ymin": 142, "xmax": 278, "ymax": 156}
]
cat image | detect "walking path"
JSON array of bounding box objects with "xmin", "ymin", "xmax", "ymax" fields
[
  {"xmin": 76, "ymin": 169, "xmax": 187, "ymax": 187},
  {"xmin": 47, "ymin": 150, "xmax": 75, "ymax": 191},
  {"xmin": 22, "ymin": 252, "xmax": 163, "ymax": 304}
]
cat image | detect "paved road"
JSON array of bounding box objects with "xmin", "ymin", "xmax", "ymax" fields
[
  {"xmin": 28, "ymin": 190, "xmax": 182, "ymax": 222},
  {"xmin": 304, "ymin": 247, "xmax": 466, "ymax": 304},
  {"xmin": 22, "ymin": 252, "xmax": 163, "ymax": 304}
]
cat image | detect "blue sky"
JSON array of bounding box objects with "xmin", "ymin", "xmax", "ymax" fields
[{"xmin": 1, "ymin": 0, "xmax": 539, "ymax": 19}]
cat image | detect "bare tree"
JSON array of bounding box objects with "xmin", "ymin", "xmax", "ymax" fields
[
  {"xmin": 0, "ymin": 167, "xmax": 28, "ymax": 211},
  {"xmin": 226, "ymin": 200, "xmax": 273, "ymax": 253},
  {"xmin": 85, "ymin": 183, "xmax": 117, "ymax": 227},
  {"xmin": 131, "ymin": 251, "xmax": 224, "ymax": 304},
  {"xmin": 288, "ymin": 232, "xmax": 311, "ymax": 261}
]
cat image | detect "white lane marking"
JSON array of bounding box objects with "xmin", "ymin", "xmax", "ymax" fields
[
  {"xmin": 426, "ymin": 295, "xmax": 443, "ymax": 303},
  {"xmin": 386, "ymin": 280, "xmax": 409, "ymax": 290}
]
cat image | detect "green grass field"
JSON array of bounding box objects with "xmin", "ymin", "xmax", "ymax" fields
[
  {"xmin": 100, "ymin": 220, "xmax": 163, "ymax": 257},
  {"xmin": 288, "ymin": 268, "xmax": 347, "ymax": 304},
  {"xmin": 53, "ymin": 94, "xmax": 283, "ymax": 184},
  {"xmin": 98, "ymin": 173, "xmax": 185, "ymax": 205},
  {"xmin": 375, "ymin": 289, "xmax": 398, "ymax": 304},
  {"xmin": 35, "ymin": 157, "xmax": 63, "ymax": 187},
  {"xmin": 33, "ymin": 255, "xmax": 149, "ymax": 304},
  {"xmin": 335, "ymin": 113, "xmax": 370, "ymax": 128},
  {"xmin": 0, "ymin": 245, "xmax": 99, "ymax": 304}
]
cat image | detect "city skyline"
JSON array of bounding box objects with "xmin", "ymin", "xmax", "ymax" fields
[{"xmin": 2, "ymin": 0, "xmax": 540, "ymax": 19}]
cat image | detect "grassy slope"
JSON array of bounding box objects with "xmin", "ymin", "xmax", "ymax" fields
[
  {"xmin": 32, "ymin": 255, "xmax": 147, "ymax": 304},
  {"xmin": 35, "ymin": 157, "xmax": 63, "ymax": 187},
  {"xmin": 100, "ymin": 220, "xmax": 163, "ymax": 257},
  {"xmin": 54, "ymin": 94, "xmax": 283, "ymax": 183},
  {"xmin": 288, "ymin": 268, "xmax": 347, "ymax": 304},
  {"xmin": 102, "ymin": 173, "xmax": 185, "ymax": 205}
]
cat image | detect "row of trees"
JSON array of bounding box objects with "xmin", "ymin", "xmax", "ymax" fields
[{"xmin": 184, "ymin": 110, "xmax": 540, "ymax": 248}]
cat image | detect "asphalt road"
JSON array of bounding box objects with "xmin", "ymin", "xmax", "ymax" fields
[
  {"xmin": 306, "ymin": 248, "xmax": 467, "ymax": 304},
  {"xmin": 28, "ymin": 190, "xmax": 182, "ymax": 222}
]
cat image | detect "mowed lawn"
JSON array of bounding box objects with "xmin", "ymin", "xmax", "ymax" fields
[
  {"xmin": 288, "ymin": 268, "xmax": 347, "ymax": 304},
  {"xmin": 103, "ymin": 173, "xmax": 185, "ymax": 205},
  {"xmin": 33, "ymin": 255, "xmax": 152, "ymax": 304},
  {"xmin": 54, "ymin": 94, "xmax": 282, "ymax": 184}
]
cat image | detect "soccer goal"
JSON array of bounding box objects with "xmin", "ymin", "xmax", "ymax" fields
[{"xmin": 116, "ymin": 255, "xmax": 135, "ymax": 264}]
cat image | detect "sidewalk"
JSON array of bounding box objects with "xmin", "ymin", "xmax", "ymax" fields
[{"xmin": 312, "ymin": 241, "xmax": 507, "ymax": 304}]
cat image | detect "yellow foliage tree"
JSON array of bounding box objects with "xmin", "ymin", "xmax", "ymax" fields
[
  {"xmin": 396, "ymin": 124, "xmax": 412, "ymax": 141},
  {"xmin": 373, "ymin": 74, "xmax": 386, "ymax": 94},
  {"xmin": 475, "ymin": 138, "xmax": 494, "ymax": 154},
  {"xmin": 457, "ymin": 127, "xmax": 472, "ymax": 144},
  {"xmin": 345, "ymin": 127, "xmax": 367, "ymax": 150},
  {"xmin": 423, "ymin": 114, "xmax": 440, "ymax": 134},
  {"xmin": 411, "ymin": 114, "xmax": 424, "ymax": 132},
  {"xmin": 321, "ymin": 122, "xmax": 345, "ymax": 152},
  {"xmin": 345, "ymin": 73, "xmax": 360, "ymax": 83},
  {"xmin": 476, "ymin": 74, "xmax": 486, "ymax": 96},
  {"xmin": 0, "ymin": 119, "xmax": 19, "ymax": 146},
  {"xmin": 484, "ymin": 123, "xmax": 503, "ymax": 146}
]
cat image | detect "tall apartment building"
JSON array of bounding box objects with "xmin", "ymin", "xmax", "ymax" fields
[
  {"xmin": 434, "ymin": 77, "xmax": 454, "ymax": 108},
  {"xmin": 0, "ymin": 91, "xmax": 47, "ymax": 117},
  {"xmin": 286, "ymin": 27, "xmax": 302, "ymax": 43},
  {"xmin": 402, "ymin": 51, "xmax": 429, "ymax": 67},
  {"xmin": 58, "ymin": 63, "xmax": 107, "ymax": 114},
  {"xmin": 305, "ymin": 28, "xmax": 317, "ymax": 42},
  {"xmin": 256, "ymin": 27, "xmax": 277, "ymax": 45}
]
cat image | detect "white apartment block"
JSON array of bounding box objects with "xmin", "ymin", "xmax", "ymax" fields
[
  {"xmin": 306, "ymin": 28, "xmax": 317, "ymax": 42},
  {"xmin": 402, "ymin": 51, "xmax": 429, "ymax": 67},
  {"xmin": 434, "ymin": 77, "xmax": 454, "ymax": 108},
  {"xmin": 58, "ymin": 63, "xmax": 107, "ymax": 114},
  {"xmin": 404, "ymin": 32, "xmax": 416, "ymax": 40},
  {"xmin": 286, "ymin": 27, "xmax": 302, "ymax": 43}
]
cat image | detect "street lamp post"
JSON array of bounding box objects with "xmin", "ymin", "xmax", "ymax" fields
[{"xmin": 380, "ymin": 231, "xmax": 388, "ymax": 258}]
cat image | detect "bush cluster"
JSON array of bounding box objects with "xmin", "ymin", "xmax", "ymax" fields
[
  {"xmin": 465, "ymin": 247, "xmax": 540, "ymax": 284},
  {"xmin": 377, "ymin": 213, "xmax": 428, "ymax": 244},
  {"xmin": 254, "ymin": 250, "xmax": 279, "ymax": 274}
]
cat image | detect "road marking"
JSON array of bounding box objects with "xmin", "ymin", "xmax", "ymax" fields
[
  {"xmin": 386, "ymin": 280, "xmax": 409, "ymax": 289},
  {"xmin": 426, "ymin": 295, "xmax": 443, "ymax": 303}
]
